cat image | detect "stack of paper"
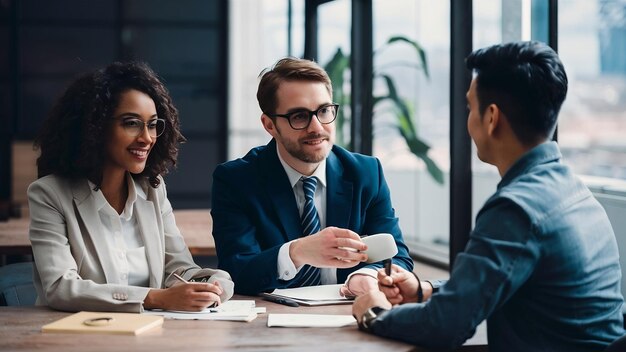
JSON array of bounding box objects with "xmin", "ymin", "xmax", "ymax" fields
[
  {"xmin": 144, "ymin": 300, "xmax": 263, "ymax": 322},
  {"xmin": 264, "ymin": 284, "xmax": 353, "ymax": 306}
]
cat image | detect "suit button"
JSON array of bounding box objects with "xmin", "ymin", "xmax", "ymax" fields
[{"xmin": 113, "ymin": 293, "xmax": 128, "ymax": 301}]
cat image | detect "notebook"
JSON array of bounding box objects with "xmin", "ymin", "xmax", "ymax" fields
[
  {"xmin": 264, "ymin": 284, "xmax": 353, "ymax": 306},
  {"xmin": 42, "ymin": 311, "xmax": 163, "ymax": 335}
]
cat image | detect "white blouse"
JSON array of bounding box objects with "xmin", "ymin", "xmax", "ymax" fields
[{"xmin": 89, "ymin": 175, "xmax": 150, "ymax": 287}]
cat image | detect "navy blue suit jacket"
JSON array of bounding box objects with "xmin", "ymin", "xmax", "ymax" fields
[{"xmin": 211, "ymin": 139, "xmax": 413, "ymax": 295}]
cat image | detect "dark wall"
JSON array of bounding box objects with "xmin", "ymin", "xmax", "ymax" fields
[{"xmin": 0, "ymin": 0, "xmax": 228, "ymax": 209}]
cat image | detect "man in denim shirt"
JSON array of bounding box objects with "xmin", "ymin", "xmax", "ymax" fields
[{"xmin": 353, "ymin": 41, "xmax": 625, "ymax": 351}]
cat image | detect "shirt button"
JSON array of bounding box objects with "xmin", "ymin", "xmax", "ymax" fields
[
  {"xmin": 284, "ymin": 271, "xmax": 290, "ymax": 276},
  {"xmin": 118, "ymin": 252, "xmax": 124, "ymax": 259},
  {"xmin": 121, "ymin": 274, "xmax": 128, "ymax": 280}
]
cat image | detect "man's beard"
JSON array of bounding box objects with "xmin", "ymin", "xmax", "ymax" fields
[{"xmin": 277, "ymin": 132, "xmax": 331, "ymax": 163}]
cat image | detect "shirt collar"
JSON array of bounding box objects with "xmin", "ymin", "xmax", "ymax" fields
[
  {"xmin": 276, "ymin": 143, "xmax": 327, "ymax": 189},
  {"xmin": 88, "ymin": 173, "xmax": 145, "ymax": 220},
  {"xmin": 498, "ymin": 141, "xmax": 562, "ymax": 190}
]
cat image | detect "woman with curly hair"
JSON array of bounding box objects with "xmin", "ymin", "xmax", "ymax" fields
[{"xmin": 28, "ymin": 61, "xmax": 233, "ymax": 313}]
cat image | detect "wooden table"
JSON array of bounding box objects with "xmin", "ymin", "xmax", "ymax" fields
[
  {"xmin": 0, "ymin": 209, "xmax": 215, "ymax": 256},
  {"xmin": 0, "ymin": 296, "xmax": 488, "ymax": 352}
]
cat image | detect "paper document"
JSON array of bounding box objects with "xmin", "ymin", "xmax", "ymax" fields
[
  {"xmin": 267, "ymin": 314, "xmax": 356, "ymax": 328},
  {"xmin": 265, "ymin": 284, "xmax": 353, "ymax": 306},
  {"xmin": 144, "ymin": 300, "xmax": 261, "ymax": 322}
]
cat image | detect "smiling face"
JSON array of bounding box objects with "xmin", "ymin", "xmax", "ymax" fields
[
  {"xmin": 103, "ymin": 89, "xmax": 158, "ymax": 180},
  {"xmin": 262, "ymin": 80, "xmax": 335, "ymax": 175}
]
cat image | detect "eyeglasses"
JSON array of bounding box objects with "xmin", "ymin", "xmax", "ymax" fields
[
  {"xmin": 116, "ymin": 118, "xmax": 166, "ymax": 138},
  {"xmin": 268, "ymin": 104, "xmax": 339, "ymax": 130}
]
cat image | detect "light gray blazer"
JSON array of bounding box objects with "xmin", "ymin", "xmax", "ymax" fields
[{"xmin": 28, "ymin": 174, "xmax": 233, "ymax": 313}]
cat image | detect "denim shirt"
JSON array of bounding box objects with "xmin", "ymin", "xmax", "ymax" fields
[{"xmin": 371, "ymin": 142, "xmax": 624, "ymax": 351}]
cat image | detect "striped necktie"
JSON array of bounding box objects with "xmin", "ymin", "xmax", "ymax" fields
[{"xmin": 289, "ymin": 176, "xmax": 322, "ymax": 287}]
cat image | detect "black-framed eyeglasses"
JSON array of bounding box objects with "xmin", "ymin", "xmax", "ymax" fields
[
  {"xmin": 115, "ymin": 117, "xmax": 166, "ymax": 138},
  {"xmin": 268, "ymin": 103, "xmax": 339, "ymax": 130}
]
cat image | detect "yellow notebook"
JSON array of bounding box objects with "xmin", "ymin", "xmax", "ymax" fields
[{"xmin": 42, "ymin": 311, "xmax": 163, "ymax": 335}]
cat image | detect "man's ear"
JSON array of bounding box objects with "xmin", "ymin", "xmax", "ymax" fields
[
  {"xmin": 261, "ymin": 114, "xmax": 277, "ymax": 137},
  {"xmin": 486, "ymin": 104, "xmax": 500, "ymax": 136}
]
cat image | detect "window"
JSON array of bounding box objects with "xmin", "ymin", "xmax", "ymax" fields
[
  {"xmin": 558, "ymin": 0, "xmax": 626, "ymax": 181},
  {"xmin": 372, "ymin": 0, "xmax": 451, "ymax": 262},
  {"xmin": 227, "ymin": 0, "xmax": 306, "ymax": 160},
  {"xmin": 317, "ymin": 0, "xmax": 352, "ymax": 147}
]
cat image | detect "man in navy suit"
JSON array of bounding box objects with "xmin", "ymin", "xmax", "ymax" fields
[{"xmin": 211, "ymin": 57, "xmax": 413, "ymax": 295}]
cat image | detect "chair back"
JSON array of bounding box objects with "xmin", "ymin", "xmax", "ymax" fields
[{"xmin": 0, "ymin": 262, "xmax": 36, "ymax": 306}]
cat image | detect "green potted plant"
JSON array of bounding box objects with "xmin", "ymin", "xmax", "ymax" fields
[{"xmin": 324, "ymin": 35, "xmax": 443, "ymax": 184}]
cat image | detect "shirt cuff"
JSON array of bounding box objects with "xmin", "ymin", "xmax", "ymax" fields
[
  {"xmin": 277, "ymin": 241, "xmax": 300, "ymax": 280},
  {"xmin": 425, "ymin": 279, "xmax": 447, "ymax": 293},
  {"xmin": 344, "ymin": 267, "xmax": 379, "ymax": 284}
]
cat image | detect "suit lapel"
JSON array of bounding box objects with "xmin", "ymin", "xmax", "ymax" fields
[
  {"xmin": 326, "ymin": 150, "xmax": 352, "ymax": 229},
  {"xmin": 73, "ymin": 180, "xmax": 117, "ymax": 284},
  {"xmin": 261, "ymin": 140, "xmax": 303, "ymax": 241},
  {"xmin": 134, "ymin": 191, "xmax": 163, "ymax": 289}
]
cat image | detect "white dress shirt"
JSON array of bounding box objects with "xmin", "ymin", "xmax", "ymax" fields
[
  {"xmin": 275, "ymin": 145, "xmax": 376, "ymax": 286},
  {"xmin": 89, "ymin": 174, "xmax": 150, "ymax": 287}
]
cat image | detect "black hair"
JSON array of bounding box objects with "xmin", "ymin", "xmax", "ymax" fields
[
  {"xmin": 35, "ymin": 61, "xmax": 185, "ymax": 188},
  {"xmin": 466, "ymin": 41, "xmax": 568, "ymax": 144}
]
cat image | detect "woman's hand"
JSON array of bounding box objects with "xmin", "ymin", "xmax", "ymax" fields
[{"xmin": 144, "ymin": 281, "xmax": 223, "ymax": 311}]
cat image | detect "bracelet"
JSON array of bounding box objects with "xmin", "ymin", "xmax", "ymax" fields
[{"xmin": 410, "ymin": 272, "xmax": 424, "ymax": 303}]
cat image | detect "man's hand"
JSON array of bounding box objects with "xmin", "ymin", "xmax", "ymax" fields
[
  {"xmin": 290, "ymin": 227, "xmax": 368, "ymax": 268},
  {"xmin": 352, "ymin": 290, "xmax": 392, "ymax": 324},
  {"xmin": 377, "ymin": 264, "xmax": 420, "ymax": 305},
  {"xmin": 144, "ymin": 282, "xmax": 223, "ymax": 311},
  {"xmin": 340, "ymin": 274, "xmax": 378, "ymax": 297}
]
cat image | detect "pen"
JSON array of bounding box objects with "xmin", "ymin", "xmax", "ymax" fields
[
  {"xmin": 173, "ymin": 272, "xmax": 221, "ymax": 308},
  {"xmin": 258, "ymin": 293, "xmax": 300, "ymax": 307},
  {"xmin": 172, "ymin": 273, "xmax": 189, "ymax": 284},
  {"xmin": 379, "ymin": 258, "xmax": 395, "ymax": 288},
  {"xmin": 384, "ymin": 258, "xmax": 392, "ymax": 276}
]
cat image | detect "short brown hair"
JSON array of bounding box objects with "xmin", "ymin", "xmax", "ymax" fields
[{"xmin": 257, "ymin": 57, "xmax": 332, "ymax": 115}]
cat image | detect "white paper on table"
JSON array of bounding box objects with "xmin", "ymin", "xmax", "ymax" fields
[
  {"xmin": 144, "ymin": 300, "xmax": 261, "ymax": 321},
  {"xmin": 267, "ymin": 314, "xmax": 356, "ymax": 328},
  {"xmin": 270, "ymin": 284, "xmax": 348, "ymax": 301}
]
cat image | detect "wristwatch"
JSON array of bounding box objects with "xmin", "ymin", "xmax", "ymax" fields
[{"xmin": 358, "ymin": 306, "xmax": 388, "ymax": 332}]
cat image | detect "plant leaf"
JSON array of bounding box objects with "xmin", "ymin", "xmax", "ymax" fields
[
  {"xmin": 387, "ymin": 36, "xmax": 429, "ymax": 79},
  {"xmin": 324, "ymin": 48, "xmax": 350, "ymax": 147},
  {"xmin": 378, "ymin": 74, "xmax": 416, "ymax": 138}
]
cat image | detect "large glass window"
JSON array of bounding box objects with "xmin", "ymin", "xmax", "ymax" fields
[
  {"xmin": 372, "ymin": 0, "xmax": 450, "ymax": 262},
  {"xmin": 471, "ymin": 0, "xmax": 536, "ymax": 229},
  {"xmin": 317, "ymin": 0, "xmax": 351, "ymax": 148},
  {"xmin": 558, "ymin": 0, "xmax": 626, "ymax": 181},
  {"xmin": 228, "ymin": 0, "xmax": 305, "ymax": 160}
]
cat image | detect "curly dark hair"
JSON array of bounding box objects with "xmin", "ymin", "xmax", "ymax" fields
[{"xmin": 35, "ymin": 61, "xmax": 185, "ymax": 188}]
